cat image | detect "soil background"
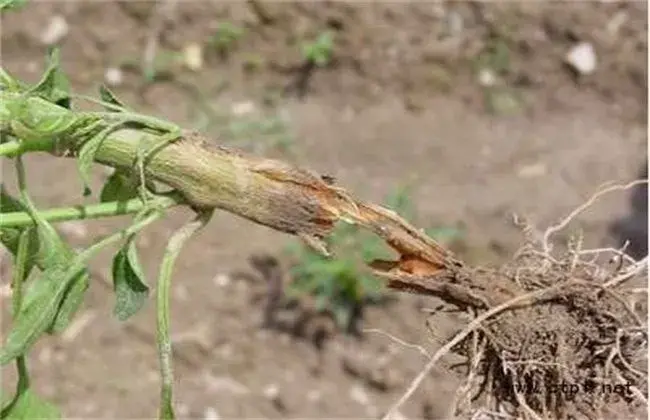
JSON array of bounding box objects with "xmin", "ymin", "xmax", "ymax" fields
[{"xmin": 1, "ymin": 2, "xmax": 648, "ymax": 419}]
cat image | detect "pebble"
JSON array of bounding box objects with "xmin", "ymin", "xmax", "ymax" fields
[
  {"xmin": 212, "ymin": 273, "xmax": 231, "ymax": 287},
  {"xmin": 40, "ymin": 15, "xmax": 69, "ymax": 45},
  {"xmin": 203, "ymin": 407, "xmax": 220, "ymax": 420},
  {"xmin": 478, "ymin": 68, "xmax": 496, "ymax": 87},
  {"xmin": 231, "ymin": 101, "xmax": 256, "ymax": 117},
  {"xmin": 307, "ymin": 389, "xmax": 322, "ymax": 402},
  {"xmin": 184, "ymin": 43, "xmax": 204, "ymax": 71},
  {"xmin": 262, "ymin": 383, "xmax": 280, "ymax": 400},
  {"xmin": 176, "ymin": 404, "xmax": 190, "ymax": 417},
  {"xmin": 607, "ymin": 10, "xmax": 628, "ymax": 35},
  {"xmin": 517, "ymin": 162, "xmax": 547, "ymax": 178},
  {"xmin": 104, "ymin": 67, "xmax": 124, "ymax": 87},
  {"xmin": 565, "ymin": 42, "xmax": 597, "ymax": 75},
  {"xmin": 349, "ymin": 384, "xmax": 370, "ymax": 406},
  {"xmin": 446, "ymin": 11, "xmax": 464, "ymax": 37}
]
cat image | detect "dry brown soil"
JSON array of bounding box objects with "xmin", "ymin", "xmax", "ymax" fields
[{"xmin": 1, "ymin": 2, "xmax": 648, "ymax": 419}]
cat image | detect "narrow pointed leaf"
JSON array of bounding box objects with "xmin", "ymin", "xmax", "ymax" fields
[
  {"xmin": 0, "ymin": 265, "xmax": 78, "ymax": 365},
  {"xmin": 46, "ymin": 272, "xmax": 89, "ymax": 334},
  {"xmin": 98, "ymin": 85, "xmax": 126, "ymax": 111},
  {"xmin": 28, "ymin": 48, "xmax": 71, "ymax": 109}
]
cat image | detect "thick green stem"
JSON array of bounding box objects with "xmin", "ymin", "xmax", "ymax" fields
[{"xmin": 0, "ymin": 195, "xmax": 181, "ymax": 228}]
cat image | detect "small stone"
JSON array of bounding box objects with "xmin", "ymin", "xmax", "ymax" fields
[
  {"xmin": 349, "ymin": 384, "xmax": 370, "ymax": 406},
  {"xmin": 307, "ymin": 389, "xmax": 322, "ymax": 402},
  {"xmin": 386, "ymin": 410, "xmax": 408, "ymax": 420},
  {"xmin": 203, "ymin": 407, "xmax": 220, "ymax": 420},
  {"xmin": 81, "ymin": 402, "xmax": 98, "ymax": 415},
  {"xmin": 184, "ymin": 43, "xmax": 204, "ymax": 71},
  {"xmin": 263, "ymin": 383, "xmax": 280, "ymax": 400},
  {"xmin": 607, "ymin": 11, "xmax": 628, "ymax": 35},
  {"xmin": 565, "ymin": 42, "xmax": 597, "ymax": 75},
  {"xmin": 478, "ymin": 68, "xmax": 496, "ymax": 87},
  {"xmin": 104, "ymin": 67, "xmax": 124, "ymax": 87},
  {"xmin": 231, "ymin": 101, "xmax": 255, "ymax": 117},
  {"xmin": 446, "ymin": 11, "xmax": 464, "ymax": 36},
  {"xmin": 517, "ymin": 162, "xmax": 547, "ymax": 178},
  {"xmin": 212, "ymin": 273, "xmax": 231, "ymax": 287},
  {"xmin": 40, "ymin": 15, "xmax": 69, "ymax": 45},
  {"xmin": 176, "ymin": 404, "xmax": 190, "ymax": 417},
  {"xmin": 263, "ymin": 383, "xmax": 286, "ymax": 411}
]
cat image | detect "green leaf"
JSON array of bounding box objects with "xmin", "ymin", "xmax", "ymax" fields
[
  {"xmin": 1, "ymin": 388, "xmax": 60, "ymax": 419},
  {"xmin": 112, "ymin": 240, "xmax": 149, "ymax": 321},
  {"xmin": 46, "ymin": 272, "xmax": 89, "ymax": 334},
  {"xmin": 7, "ymin": 96, "xmax": 78, "ymax": 145},
  {"xmin": 98, "ymin": 85, "xmax": 126, "ymax": 111},
  {"xmin": 0, "ymin": 264, "xmax": 79, "ymax": 365},
  {"xmin": 100, "ymin": 169, "xmax": 139, "ymax": 202},
  {"xmin": 28, "ymin": 48, "xmax": 71, "ymax": 109},
  {"xmin": 0, "ymin": 0, "xmax": 27, "ymax": 12},
  {"xmin": 0, "ymin": 194, "xmax": 161, "ymax": 366},
  {"xmin": 0, "ymin": 188, "xmax": 89, "ymax": 332}
]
